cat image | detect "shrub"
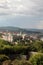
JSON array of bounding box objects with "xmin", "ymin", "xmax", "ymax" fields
[
  {"xmin": 0, "ymin": 55, "xmax": 9, "ymax": 62},
  {"xmin": 2, "ymin": 60, "xmax": 11, "ymax": 65},
  {"xmin": 29, "ymin": 53, "xmax": 43, "ymax": 65},
  {"xmin": 11, "ymin": 59, "xmax": 31, "ymax": 65}
]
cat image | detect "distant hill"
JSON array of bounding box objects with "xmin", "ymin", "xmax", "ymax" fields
[
  {"xmin": 0, "ymin": 26, "xmax": 25, "ymax": 32},
  {"xmin": 0, "ymin": 26, "xmax": 42, "ymax": 34}
]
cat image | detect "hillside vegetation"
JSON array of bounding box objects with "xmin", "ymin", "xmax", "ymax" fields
[{"xmin": 0, "ymin": 39, "xmax": 43, "ymax": 65}]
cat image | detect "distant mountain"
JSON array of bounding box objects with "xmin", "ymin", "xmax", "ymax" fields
[
  {"xmin": 26, "ymin": 29, "xmax": 43, "ymax": 33},
  {"xmin": 0, "ymin": 26, "xmax": 26, "ymax": 32},
  {"xmin": 0, "ymin": 26, "xmax": 42, "ymax": 34}
]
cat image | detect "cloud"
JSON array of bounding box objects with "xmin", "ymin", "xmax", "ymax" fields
[
  {"xmin": 27, "ymin": 20, "xmax": 43, "ymax": 29},
  {"xmin": 0, "ymin": 0, "xmax": 43, "ymax": 16},
  {"xmin": 35, "ymin": 21, "xmax": 43, "ymax": 29}
]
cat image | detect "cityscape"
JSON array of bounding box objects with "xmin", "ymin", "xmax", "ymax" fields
[
  {"xmin": 0, "ymin": 0, "xmax": 43, "ymax": 65},
  {"xmin": 0, "ymin": 30, "xmax": 43, "ymax": 43},
  {"xmin": 0, "ymin": 27, "xmax": 43, "ymax": 65}
]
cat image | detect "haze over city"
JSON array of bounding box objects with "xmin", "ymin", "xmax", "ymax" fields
[{"xmin": 0, "ymin": 0, "xmax": 43, "ymax": 29}]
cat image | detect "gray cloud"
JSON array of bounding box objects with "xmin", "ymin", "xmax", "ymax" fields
[{"xmin": 0, "ymin": 0, "xmax": 43, "ymax": 17}]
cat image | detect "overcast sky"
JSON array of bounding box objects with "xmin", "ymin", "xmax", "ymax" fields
[{"xmin": 0, "ymin": 0, "xmax": 43, "ymax": 29}]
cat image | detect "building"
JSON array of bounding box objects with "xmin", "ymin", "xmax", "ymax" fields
[{"xmin": 2, "ymin": 32, "xmax": 13, "ymax": 42}]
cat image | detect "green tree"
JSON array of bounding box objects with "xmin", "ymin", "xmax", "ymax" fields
[{"xmin": 29, "ymin": 53, "xmax": 43, "ymax": 65}]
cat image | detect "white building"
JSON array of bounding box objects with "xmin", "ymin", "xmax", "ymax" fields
[
  {"xmin": 40, "ymin": 37, "xmax": 43, "ymax": 41},
  {"xmin": 2, "ymin": 33, "xmax": 13, "ymax": 42}
]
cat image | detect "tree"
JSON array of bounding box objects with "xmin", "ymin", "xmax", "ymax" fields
[
  {"xmin": 29, "ymin": 53, "xmax": 43, "ymax": 65},
  {"xmin": 33, "ymin": 40, "xmax": 43, "ymax": 52}
]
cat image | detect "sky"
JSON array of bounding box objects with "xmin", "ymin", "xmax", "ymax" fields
[{"xmin": 0, "ymin": 0, "xmax": 43, "ymax": 29}]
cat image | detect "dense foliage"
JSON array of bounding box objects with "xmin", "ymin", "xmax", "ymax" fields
[
  {"xmin": 29, "ymin": 53, "xmax": 43, "ymax": 65},
  {"xmin": 0, "ymin": 39, "xmax": 43, "ymax": 65}
]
